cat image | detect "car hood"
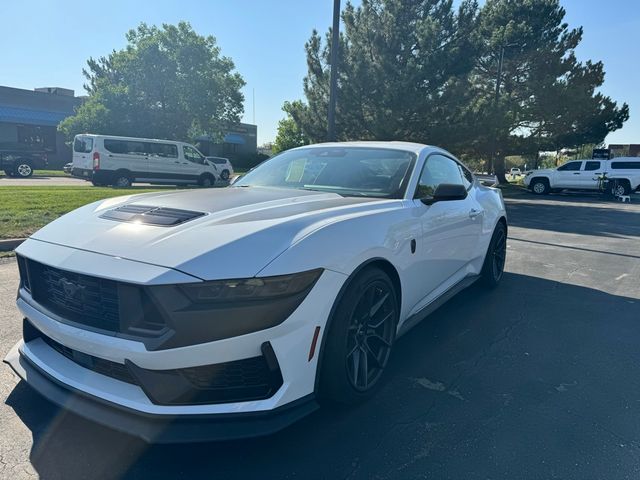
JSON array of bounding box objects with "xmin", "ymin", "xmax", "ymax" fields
[{"xmin": 30, "ymin": 186, "xmax": 398, "ymax": 280}]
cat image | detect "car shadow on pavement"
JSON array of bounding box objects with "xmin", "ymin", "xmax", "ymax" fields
[
  {"xmin": 5, "ymin": 272, "xmax": 640, "ymax": 479},
  {"xmin": 506, "ymin": 199, "xmax": 640, "ymax": 238}
]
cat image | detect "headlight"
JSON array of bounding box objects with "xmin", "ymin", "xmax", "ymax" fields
[
  {"xmin": 180, "ymin": 269, "xmax": 323, "ymax": 303},
  {"xmin": 142, "ymin": 269, "xmax": 325, "ymax": 349}
]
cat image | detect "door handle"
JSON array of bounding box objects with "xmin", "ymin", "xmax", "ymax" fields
[
  {"xmin": 174, "ymin": 161, "xmax": 180, "ymax": 164},
  {"xmin": 469, "ymin": 209, "xmax": 482, "ymax": 219},
  {"xmin": 573, "ymin": 172, "xmax": 581, "ymax": 175},
  {"xmin": 182, "ymin": 162, "xmax": 189, "ymax": 165}
]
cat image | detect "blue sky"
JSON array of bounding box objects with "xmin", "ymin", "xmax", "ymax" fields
[{"xmin": 1, "ymin": 0, "xmax": 638, "ymax": 145}]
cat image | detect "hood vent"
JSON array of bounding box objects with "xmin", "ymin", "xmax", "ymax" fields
[{"xmin": 100, "ymin": 204, "xmax": 206, "ymax": 226}]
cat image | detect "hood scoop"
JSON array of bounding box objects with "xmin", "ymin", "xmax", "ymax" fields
[{"xmin": 100, "ymin": 204, "xmax": 206, "ymax": 226}]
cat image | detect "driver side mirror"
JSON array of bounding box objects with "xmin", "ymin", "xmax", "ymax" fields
[{"xmin": 419, "ymin": 183, "xmax": 468, "ymax": 205}]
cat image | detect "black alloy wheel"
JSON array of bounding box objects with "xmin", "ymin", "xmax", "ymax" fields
[
  {"xmin": 481, "ymin": 222, "xmax": 507, "ymax": 288},
  {"xmin": 345, "ymin": 280, "xmax": 396, "ymax": 391},
  {"xmin": 319, "ymin": 267, "xmax": 398, "ymax": 404}
]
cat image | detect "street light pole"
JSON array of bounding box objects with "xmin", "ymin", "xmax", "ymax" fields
[{"xmin": 327, "ymin": 0, "xmax": 341, "ymax": 142}]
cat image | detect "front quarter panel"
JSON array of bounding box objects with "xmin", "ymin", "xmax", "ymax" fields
[{"xmin": 257, "ymin": 201, "xmax": 420, "ymax": 321}]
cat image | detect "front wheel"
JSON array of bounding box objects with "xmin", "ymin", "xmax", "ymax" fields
[
  {"xmin": 319, "ymin": 267, "xmax": 398, "ymax": 405},
  {"xmin": 530, "ymin": 178, "xmax": 549, "ymax": 195},
  {"xmin": 481, "ymin": 222, "xmax": 507, "ymax": 288}
]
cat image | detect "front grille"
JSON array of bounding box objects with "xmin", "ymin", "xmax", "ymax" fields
[
  {"xmin": 25, "ymin": 319, "xmax": 283, "ymax": 406},
  {"xmin": 40, "ymin": 332, "xmax": 137, "ymax": 384},
  {"xmin": 180, "ymin": 357, "xmax": 275, "ymax": 390},
  {"xmin": 27, "ymin": 259, "xmax": 120, "ymax": 332}
]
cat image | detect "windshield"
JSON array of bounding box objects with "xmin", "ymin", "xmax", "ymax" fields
[{"xmin": 235, "ymin": 147, "xmax": 415, "ymax": 198}]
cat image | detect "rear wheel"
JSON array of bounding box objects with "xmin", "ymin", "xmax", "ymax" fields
[
  {"xmin": 220, "ymin": 169, "xmax": 230, "ymax": 181},
  {"xmin": 14, "ymin": 161, "xmax": 33, "ymax": 178},
  {"xmin": 481, "ymin": 222, "xmax": 507, "ymax": 288},
  {"xmin": 530, "ymin": 178, "xmax": 549, "ymax": 195},
  {"xmin": 112, "ymin": 171, "xmax": 132, "ymax": 188},
  {"xmin": 319, "ymin": 267, "xmax": 398, "ymax": 405},
  {"xmin": 611, "ymin": 180, "xmax": 631, "ymax": 196},
  {"xmin": 199, "ymin": 174, "xmax": 215, "ymax": 188}
]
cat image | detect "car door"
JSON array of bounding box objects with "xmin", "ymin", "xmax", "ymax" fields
[
  {"xmin": 181, "ymin": 145, "xmax": 208, "ymax": 182},
  {"xmin": 575, "ymin": 160, "xmax": 602, "ymax": 189},
  {"xmin": 409, "ymin": 154, "xmax": 483, "ymax": 309},
  {"xmin": 145, "ymin": 142, "xmax": 180, "ymax": 182},
  {"xmin": 554, "ymin": 161, "xmax": 583, "ymax": 187}
]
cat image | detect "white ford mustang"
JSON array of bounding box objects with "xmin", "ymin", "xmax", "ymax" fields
[{"xmin": 4, "ymin": 142, "xmax": 507, "ymax": 442}]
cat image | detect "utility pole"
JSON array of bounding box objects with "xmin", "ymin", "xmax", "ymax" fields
[
  {"xmin": 327, "ymin": 0, "xmax": 341, "ymax": 142},
  {"xmin": 490, "ymin": 44, "xmax": 506, "ymax": 174}
]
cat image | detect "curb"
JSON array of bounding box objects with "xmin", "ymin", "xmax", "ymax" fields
[{"xmin": 0, "ymin": 238, "xmax": 25, "ymax": 252}]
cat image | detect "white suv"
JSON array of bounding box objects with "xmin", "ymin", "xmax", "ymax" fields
[{"xmin": 523, "ymin": 158, "xmax": 640, "ymax": 196}]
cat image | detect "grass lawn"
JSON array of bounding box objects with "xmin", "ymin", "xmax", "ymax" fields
[{"xmin": 0, "ymin": 186, "xmax": 174, "ymax": 239}]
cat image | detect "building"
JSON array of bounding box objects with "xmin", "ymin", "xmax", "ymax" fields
[
  {"xmin": 0, "ymin": 86, "xmax": 82, "ymax": 168},
  {"xmin": 195, "ymin": 123, "xmax": 257, "ymax": 159},
  {"xmin": 609, "ymin": 144, "xmax": 640, "ymax": 158},
  {"xmin": 0, "ymin": 84, "xmax": 258, "ymax": 168}
]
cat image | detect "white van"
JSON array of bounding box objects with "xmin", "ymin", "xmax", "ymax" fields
[{"xmin": 72, "ymin": 134, "xmax": 220, "ymax": 187}]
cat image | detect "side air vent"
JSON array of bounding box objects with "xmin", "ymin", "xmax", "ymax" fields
[{"xmin": 100, "ymin": 205, "xmax": 206, "ymax": 226}]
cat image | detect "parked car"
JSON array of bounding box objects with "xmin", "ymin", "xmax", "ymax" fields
[
  {"xmin": 509, "ymin": 167, "xmax": 522, "ymax": 176},
  {"xmin": 72, "ymin": 134, "xmax": 220, "ymax": 187},
  {"xmin": 5, "ymin": 142, "xmax": 507, "ymax": 442},
  {"xmin": 0, "ymin": 149, "xmax": 48, "ymax": 178},
  {"xmin": 523, "ymin": 157, "xmax": 640, "ymax": 195},
  {"xmin": 205, "ymin": 156, "xmax": 234, "ymax": 181},
  {"xmin": 63, "ymin": 162, "xmax": 73, "ymax": 174}
]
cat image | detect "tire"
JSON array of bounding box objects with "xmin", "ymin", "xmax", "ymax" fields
[
  {"xmin": 14, "ymin": 161, "xmax": 33, "ymax": 178},
  {"xmin": 481, "ymin": 221, "xmax": 507, "ymax": 288},
  {"xmin": 220, "ymin": 169, "xmax": 230, "ymax": 181},
  {"xmin": 319, "ymin": 267, "xmax": 398, "ymax": 405},
  {"xmin": 112, "ymin": 171, "xmax": 132, "ymax": 188},
  {"xmin": 199, "ymin": 174, "xmax": 215, "ymax": 188},
  {"xmin": 611, "ymin": 180, "xmax": 631, "ymax": 196},
  {"xmin": 530, "ymin": 178, "xmax": 549, "ymax": 195},
  {"xmin": 91, "ymin": 179, "xmax": 107, "ymax": 187}
]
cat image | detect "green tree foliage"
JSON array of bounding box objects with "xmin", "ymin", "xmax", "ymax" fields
[
  {"xmin": 288, "ymin": 0, "xmax": 480, "ymax": 143},
  {"xmin": 284, "ymin": 0, "xmax": 629, "ymax": 183},
  {"xmin": 273, "ymin": 101, "xmax": 310, "ymax": 153},
  {"xmin": 466, "ymin": 0, "xmax": 629, "ymax": 181},
  {"xmin": 59, "ymin": 22, "xmax": 245, "ymax": 142}
]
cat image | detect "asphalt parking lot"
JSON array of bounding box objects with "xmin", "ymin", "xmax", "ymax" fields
[{"xmin": 1, "ymin": 192, "xmax": 640, "ymax": 479}]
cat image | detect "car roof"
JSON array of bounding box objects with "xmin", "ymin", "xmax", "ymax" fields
[
  {"xmin": 297, "ymin": 141, "xmax": 439, "ymax": 155},
  {"xmin": 75, "ymin": 134, "xmax": 189, "ymax": 146}
]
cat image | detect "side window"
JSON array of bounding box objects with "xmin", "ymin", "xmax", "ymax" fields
[
  {"xmin": 415, "ymin": 154, "xmax": 464, "ymax": 198},
  {"xmin": 184, "ymin": 146, "xmax": 205, "ymax": 164},
  {"xmin": 584, "ymin": 161, "xmax": 601, "ymax": 171},
  {"xmin": 611, "ymin": 161, "xmax": 640, "ymax": 170},
  {"xmin": 147, "ymin": 143, "xmax": 178, "ymax": 158},
  {"xmin": 458, "ymin": 164, "xmax": 473, "ymax": 189},
  {"xmin": 104, "ymin": 140, "xmax": 145, "ymax": 155},
  {"xmin": 557, "ymin": 161, "xmax": 582, "ymax": 171}
]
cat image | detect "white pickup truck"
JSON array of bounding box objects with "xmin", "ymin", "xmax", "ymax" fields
[{"xmin": 523, "ymin": 158, "xmax": 640, "ymax": 196}]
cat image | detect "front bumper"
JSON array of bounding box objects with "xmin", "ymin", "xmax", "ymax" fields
[{"xmin": 4, "ymin": 340, "xmax": 318, "ymax": 443}]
